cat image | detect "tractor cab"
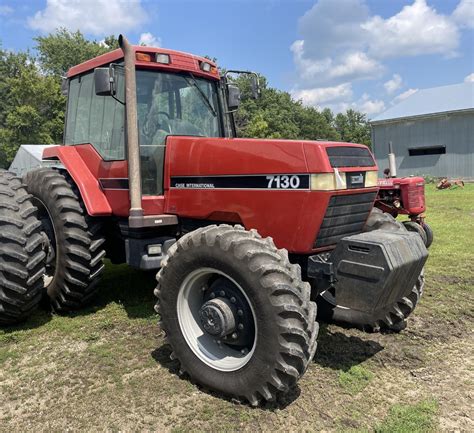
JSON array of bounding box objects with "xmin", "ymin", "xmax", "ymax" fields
[{"xmin": 63, "ymin": 42, "xmax": 256, "ymax": 198}]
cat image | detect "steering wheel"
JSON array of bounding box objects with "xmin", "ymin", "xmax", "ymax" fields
[{"xmin": 156, "ymin": 111, "xmax": 172, "ymax": 134}]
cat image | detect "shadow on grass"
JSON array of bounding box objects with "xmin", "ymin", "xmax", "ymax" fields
[
  {"xmin": 151, "ymin": 344, "xmax": 301, "ymax": 410},
  {"xmin": 314, "ymin": 324, "xmax": 383, "ymax": 371},
  {"xmin": 1, "ymin": 262, "xmax": 158, "ymax": 334},
  {"xmin": 81, "ymin": 262, "xmax": 157, "ymax": 319}
]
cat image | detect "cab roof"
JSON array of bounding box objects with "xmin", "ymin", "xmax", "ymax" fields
[{"xmin": 67, "ymin": 45, "xmax": 220, "ymax": 80}]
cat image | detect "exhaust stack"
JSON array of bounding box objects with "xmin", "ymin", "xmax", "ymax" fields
[
  {"xmin": 119, "ymin": 34, "xmax": 143, "ymax": 220},
  {"xmin": 388, "ymin": 141, "xmax": 397, "ymax": 178}
]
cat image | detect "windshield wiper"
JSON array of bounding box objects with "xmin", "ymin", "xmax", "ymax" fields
[{"xmin": 184, "ymin": 73, "xmax": 217, "ymax": 117}]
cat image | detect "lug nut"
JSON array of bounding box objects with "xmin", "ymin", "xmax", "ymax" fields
[
  {"xmin": 230, "ymin": 297, "xmax": 236, "ymax": 303},
  {"xmin": 238, "ymin": 323, "xmax": 244, "ymax": 330},
  {"xmin": 219, "ymin": 290, "xmax": 226, "ymax": 297},
  {"xmin": 210, "ymin": 292, "xmax": 216, "ymax": 299},
  {"xmin": 237, "ymin": 309, "xmax": 243, "ymax": 316},
  {"xmin": 241, "ymin": 348, "xmax": 248, "ymax": 355},
  {"xmin": 232, "ymin": 332, "xmax": 238, "ymax": 339}
]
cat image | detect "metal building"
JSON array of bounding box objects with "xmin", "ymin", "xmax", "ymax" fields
[{"xmin": 371, "ymin": 82, "xmax": 474, "ymax": 180}]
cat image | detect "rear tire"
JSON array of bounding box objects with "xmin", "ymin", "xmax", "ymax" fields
[
  {"xmin": 155, "ymin": 225, "xmax": 318, "ymax": 406},
  {"xmin": 23, "ymin": 168, "xmax": 106, "ymax": 311},
  {"xmin": 0, "ymin": 171, "xmax": 46, "ymax": 324}
]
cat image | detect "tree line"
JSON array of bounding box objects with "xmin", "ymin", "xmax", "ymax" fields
[{"xmin": 0, "ymin": 29, "xmax": 371, "ymax": 168}]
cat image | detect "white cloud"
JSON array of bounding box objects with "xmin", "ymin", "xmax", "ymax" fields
[
  {"xmin": 139, "ymin": 32, "xmax": 161, "ymax": 47},
  {"xmin": 291, "ymin": 0, "xmax": 381, "ymax": 86},
  {"xmin": 28, "ymin": 0, "xmax": 147, "ymax": 35},
  {"xmin": 393, "ymin": 88, "xmax": 419, "ymax": 103},
  {"xmin": 363, "ymin": 0, "xmax": 459, "ymax": 58},
  {"xmin": 453, "ymin": 0, "xmax": 474, "ymax": 28},
  {"xmin": 291, "ymin": 0, "xmax": 465, "ymax": 114},
  {"xmin": 292, "ymin": 83, "xmax": 353, "ymax": 106},
  {"xmin": 291, "ymin": 41, "xmax": 383, "ymax": 86},
  {"xmin": 331, "ymin": 51, "xmax": 384, "ymax": 80},
  {"xmin": 384, "ymin": 74, "xmax": 403, "ymax": 94},
  {"xmin": 464, "ymin": 72, "xmax": 474, "ymax": 82},
  {"xmin": 292, "ymin": 85, "xmax": 385, "ymax": 117},
  {"xmin": 358, "ymin": 98, "xmax": 386, "ymax": 116},
  {"xmin": 0, "ymin": 5, "xmax": 13, "ymax": 15}
]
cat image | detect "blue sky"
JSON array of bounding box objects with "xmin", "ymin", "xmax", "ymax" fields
[{"xmin": 0, "ymin": 0, "xmax": 473, "ymax": 118}]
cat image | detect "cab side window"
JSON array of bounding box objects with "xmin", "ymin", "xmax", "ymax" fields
[{"xmin": 65, "ymin": 71, "xmax": 125, "ymax": 160}]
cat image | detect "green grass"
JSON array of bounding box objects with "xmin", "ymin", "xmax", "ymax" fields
[
  {"xmin": 338, "ymin": 365, "xmax": 374, "ymax": 394},
  {"xmin": 375, "ymin": 400, "xmax": 439, "ymax": 433},
  {"xmin": 418, "ymin": 183, "xmax": 474, "ymax": 321}
]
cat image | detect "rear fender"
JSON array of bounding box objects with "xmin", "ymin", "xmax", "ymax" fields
[{"xmin": 42, "ymin": 146, "xmax": 112, "ymax": 216}]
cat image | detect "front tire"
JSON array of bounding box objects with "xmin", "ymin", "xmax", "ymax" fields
[
  {"xmin": 155, "ymin": 225, "xmax": 318, "ymax": 406},
  {"xmin": 23, "ymin": 169, "xmax": 106, "ymax": 311},
  {"xmin": 422, "ymin": 222, "xmax": 434, "ymax": 248}
]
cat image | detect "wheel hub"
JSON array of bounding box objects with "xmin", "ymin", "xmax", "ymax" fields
[{"xmin": 199, "ymin": 298, "xmax": 236, "ymax": 338}]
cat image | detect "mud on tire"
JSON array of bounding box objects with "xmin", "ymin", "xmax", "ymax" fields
[
  {"xmin": 0, "ymin": 171, "xmax": 46, "ymax": 324},
  {"xmin": 23, "ymin": 168, "xmax": 105, "ymax": 311},
  {"xmin": 154, "ymin": 225, "xmax": 318, "ymax": 406}
]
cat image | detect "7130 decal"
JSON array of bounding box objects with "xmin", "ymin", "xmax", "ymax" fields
[{"xmin": 266, "ymin": 175, "xmax": 301, "ymax": 189}]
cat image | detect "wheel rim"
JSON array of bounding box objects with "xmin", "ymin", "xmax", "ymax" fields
[
  {"xmin": 32, "ymin": 197, "xmax": 57, "ymax": 288},
  {"xmin": 177, "ymin": 267, "xmax": 257, "ymax": 372}
]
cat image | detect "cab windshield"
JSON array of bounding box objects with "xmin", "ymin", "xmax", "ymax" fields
[
  {"xmin": 136, "ymin": 70, "xmax": 222, "ymax": 195},
  {"xmin": 137, "ymin": 70, "xmax": 222, "ymax": 145}
]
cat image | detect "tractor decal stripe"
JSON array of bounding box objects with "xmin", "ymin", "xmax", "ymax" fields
[
  {"xmin": 170, "ymin": 174, "xmax": 310, "ymax": 190},
  {"xmin": 99, "ymin": 178, "xmax": 129, "ymax": 190}
]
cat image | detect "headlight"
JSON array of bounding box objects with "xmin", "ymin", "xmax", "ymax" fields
[
  {"xmin": 311, "ymin": 172, "xmax": 346, "ymax": 190},
  {"xmin": 365, "ymin": 170, "xmax": 378, "ymax": 187},
  {"xmin": 310, "ymin": 170, "xmax": 378, "ymax": 191}
]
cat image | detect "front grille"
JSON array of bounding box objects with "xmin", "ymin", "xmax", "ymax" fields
[
  {"xmin": 314, "ymin": 192, "xmax": 377, "ymax": 248},
  {"xmin": 406, "ymin": 185, "xmax": 425, "ymax": 209},
  {"xmin": 326, "ymin": 146, "xmax": 375, "ymax": 168}
]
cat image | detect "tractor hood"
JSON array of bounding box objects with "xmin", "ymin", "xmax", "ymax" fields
[{"xmin": 166, "ymin": 137, "xmax": 378, "ymax": 178}]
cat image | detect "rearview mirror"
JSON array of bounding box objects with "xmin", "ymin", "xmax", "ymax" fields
[
  {"xmin": 94, "ymin": 67, "xmax": 113, "ymax": 96},
  {"xmin": 227, "ymin": 85, "xmax": 241, "ymax": 111}
]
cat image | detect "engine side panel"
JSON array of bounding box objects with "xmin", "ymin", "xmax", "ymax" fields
[
  {"xmin": 43, "ymin": 144, "xmax": 165, "ymax": 217},
  {"xmin": 164, "ymin": 137, "xmax": 377, "ymax": 253}
]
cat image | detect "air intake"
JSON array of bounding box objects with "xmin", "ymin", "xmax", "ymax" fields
[{"xmin": 326, "ymin": 146, "xmax": 375, "ymax": 168}]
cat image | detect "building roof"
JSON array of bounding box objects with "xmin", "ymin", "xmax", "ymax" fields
[{"xmin": 371, "ymin": 82, "xmax": 474, "ymax": 123}]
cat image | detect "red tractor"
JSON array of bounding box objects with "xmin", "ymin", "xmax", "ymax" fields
[
  {"xmin": 375, "ymin": 146, "xmax": 433, "ymax": 248},
  {"xmin": 1, "ymin": 36, "xmax": 428, "ymax": 405}
]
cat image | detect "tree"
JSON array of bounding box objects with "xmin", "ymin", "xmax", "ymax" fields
[
  {"xmin": 0, "ymin": 47, "xmax": 65, "ymax": 167},
  {"xmin": 333, "ymin": 109, "xmax": 372, "ymax": 147},
  {"xmin": 35, "ymin": 28, "xmax": 119, "ymax": 77},
  {"xmin": 232, "ymin": 74, "xmax": 340, "ymax": 142}
]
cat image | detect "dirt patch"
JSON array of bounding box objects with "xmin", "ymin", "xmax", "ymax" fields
[{"xmin": 2, "ymin": 309, "xmax": 472, "ymax": 432}]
